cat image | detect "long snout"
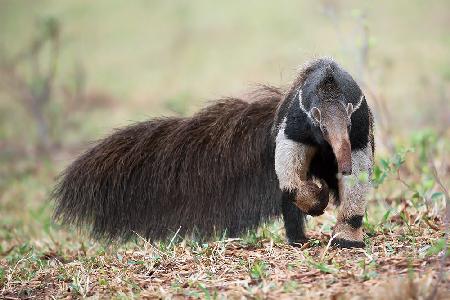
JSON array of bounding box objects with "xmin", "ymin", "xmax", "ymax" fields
[{"xmin": 329, "ymin": 136, "xmax": 352, "ymax": 176}]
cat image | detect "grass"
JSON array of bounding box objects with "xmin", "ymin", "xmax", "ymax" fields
[
  {"xmin": 0, "ymin": 219, "xmax": 447, "ymax": 298},
  {"xmin": 0, "ymin": 133, "xmax": 448, "ymax": 298},
  {"xmin": 0, "ymin": 1, "xmax": 449, "ymax": 298}
]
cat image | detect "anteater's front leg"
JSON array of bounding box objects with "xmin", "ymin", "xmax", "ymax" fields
[
  {"xmin": 275, "ymin": 138, "xmax": 329, "ymax": 216},
  {"xmin": 333, "ymin": 144, "xmax": 373, "ymax": 248},
  {"xmin": 275, "ymin": 130, "xmax": 329, "ymax": 244}
]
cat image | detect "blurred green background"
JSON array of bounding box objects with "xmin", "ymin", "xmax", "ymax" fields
[{"xmin": 0, "ymin": 0, "xmax": 449, "ymax": 239}]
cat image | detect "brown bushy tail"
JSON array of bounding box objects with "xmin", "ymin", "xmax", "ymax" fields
[{"xmin": 52, "ymin": 87, "xmax": 284, "ymax": 242}]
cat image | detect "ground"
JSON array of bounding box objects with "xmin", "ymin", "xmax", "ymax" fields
[
  {"xmin": 0, "ymin": 147, "xmax": 448, "ymax": 299},
  {"xmin": 0, "ymin": 214, "xmax": 448, "ymax": 299}
]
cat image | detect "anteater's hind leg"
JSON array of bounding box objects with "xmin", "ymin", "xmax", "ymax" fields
[{"xmin": 281, "ymin": 191, "xmax": 307, "ymax": 245}]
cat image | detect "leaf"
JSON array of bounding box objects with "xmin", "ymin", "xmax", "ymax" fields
[
  {"xmin": 426, "ymin": 238, "xmax": 447, "ymax": 256},
  {"xmin": 372, "ymin": 165, "xmax": 387, "ymax": 187},
  {"xmin": 380, "ymin": 159, "xmax": 390, "ymax": 170},
  {"xmin": 381, "ymin": 209, "xmax": 392, "ymax": 224},
  {"xmin": 198, "ymin": 283, "xmax": 211, "ymax": 300},
  {"xmin": 431, "ymin": 192, "xmax": 444, "ymax": 201},
  {"xmin": 98, "ymin": 278, "xmax": 108, "ymax": 286},
  {"xmin": 250, "ymin": 260, "xmax": 268, "ymax": 280},
  {"xmin": 392, "ymin": 154, "xmax": 405, "ymax": 170},
  {"xmin": 310, "ymin": 261, "xmax": 335, "ymax": 274}
]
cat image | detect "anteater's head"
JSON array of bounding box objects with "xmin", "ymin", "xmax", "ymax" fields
[{"xmin": 290, "ymin": 59, "xmax": 365, "ymax": 176}]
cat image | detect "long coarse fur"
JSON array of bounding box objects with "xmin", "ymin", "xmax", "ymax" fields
[
  {"xmin": 53, "ymin": 86, "xmax": 285, "ymax": 241},
  {"xmin": 53, "ymin": 57, "xmax": 373, "ymax": 244}
]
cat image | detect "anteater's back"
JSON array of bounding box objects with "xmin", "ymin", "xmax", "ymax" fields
[{"xmin": 53, "ymin": 87, "xmax": 284, "ymax": 241}]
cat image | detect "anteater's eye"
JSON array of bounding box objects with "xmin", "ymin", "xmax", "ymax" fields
[{"xmin": 321, "ymin": 126, "xmax": 328, "ymax": 135}]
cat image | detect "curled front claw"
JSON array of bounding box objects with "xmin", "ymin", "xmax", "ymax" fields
[{"xmin": 294, "ymin": 179, "xmax": 329, "ymax": 216}]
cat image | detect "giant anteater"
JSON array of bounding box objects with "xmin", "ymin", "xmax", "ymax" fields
[{"xmin": 53, "ymin": 57, "xmax": 374, "ymax": 248}]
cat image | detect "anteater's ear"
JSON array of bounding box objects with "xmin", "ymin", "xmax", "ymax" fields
[
  {"xmin": 346, "ymin": 103, "xmax": 354, "ymax": 116},
  {"xmin": 311, "ymin": 107, "xmax": 321, "ymax": 124}
]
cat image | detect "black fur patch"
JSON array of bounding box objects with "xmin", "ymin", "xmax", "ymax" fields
[
  {"xmin": 284, "ymin": 99, "xmax": 317, "ymax": 145},
  {"xmin": 306, "ymin": 206, "xmax": 327, "ymax": 217},
  {"xmin": 309, "ymin": 146, "xmax": 340, "ymax": 204},
  {"xmin": 282, "ymin": 191, "xmax": 307, "ymax": 243},
  {"xmin": 347, "ymin": 215, "xmax": 364, "ymax": 229},
  {"xmin": 332, "ymin": 238, "xmax": 365, "ymax": 249}
]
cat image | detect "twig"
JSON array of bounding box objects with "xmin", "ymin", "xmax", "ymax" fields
[
  {"xmin": 321, "ymin": 232, "xmax": 341, "ymax": 262},
  {"xmin": 396, "ymin": 169, "xmax": 412, "ymax": 189},
  {"xmin": 168, "ymin": 226, "xmax": 182, "ymax": 249}
]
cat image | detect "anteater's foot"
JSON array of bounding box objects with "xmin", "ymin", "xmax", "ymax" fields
[
  {"xmin": 332, "ymin": 222, "xmax": 365, "ymax": 248},
  {"xmin": 331, "ymin": 238, "xmax": 365, "ymax": 248},
  {"xmin": 288, "ymin": 237, "xmax": 309, "ymax": 248},
  {"xmin": 294, "ymin": 179, "xmax": 329, "ymax": 216}
]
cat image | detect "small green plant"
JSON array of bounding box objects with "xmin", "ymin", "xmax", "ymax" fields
[
  {"xmin": 303, "ymin": 251, "xmax": 337, "ymax": 274},
  {"xmin": 249, "ymin": 260, "xmax": 269, "ymax": 280},
  {"xmin": 241, "ymin": 222, "xmax": 284, "ymax": 247},
  {"xmin": 426, "ymin": 238, "xmax": 449, "ymax": 257},
  {"xmin": 198, "ymin": 283, "xmax": 218, "ymax": 300},
  {"xmin": 242, "ymin": 230, "xmax": 263, "ymax": 248},
  {"xmin": 98, "ymin": 277, "xmax": 108, "ymax": 286},
  {"xmin": 69, "ymin": 269, "xmax": 91, "ymax": 298},
  {"xmin": 372, "ymin": 147, "xmax": 412, "ymax": 188},
  {"xmin": 309, "ymin": 238, "xmax": 322, "ymax": 247},
  {"xmin": 309, "ymin": 260, "xmax": 336, "ymax": 274},
  {"xmin": 358, "ymin": 259, "xmax": 378, "ymax": 281},
  {"xmin": 6, "ymin": 243, "xmax": 33, "ymax": 265}
]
